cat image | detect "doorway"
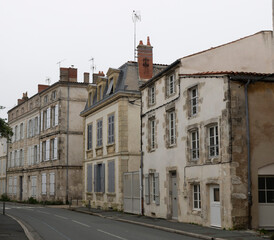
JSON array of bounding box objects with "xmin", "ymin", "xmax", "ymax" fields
[
  {"xmin": 170, "ymin": 172, "xmax": 178, "ymax": 219},
  {"xmin": 210, "ymin": 185, "xmax": 221, "ymax": 227}
]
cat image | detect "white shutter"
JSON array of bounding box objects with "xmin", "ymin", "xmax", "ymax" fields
[
  {"xmin": 11, "ymin": 151, "xmax": 14, "ymax": 167},
  {"xmin": 47, "ymin": 108, "xmax": 51, "ymax": 129},
  {"xmin": 40, "ymin": 142, "xmax": 42, "ymax": 162},
  {"xmin": 145, "ymin": 174, "xmax": 150, "ymax": 205},
  {"xmin": 50, "ymin": 173, "xmax": 55, "ymax": 195},
  {"xmin": 31, "ymin": 146, "xmax": 34, "ymax": 165},
  {"xmin": 41, "ymin": 111, "xmax": 43, "ymax": 131},
  {"xmin": 28, "ymin": 147, "xmax": 31, "ymax": 165},
  {"xmin": 13, "ymin": 176, "xmax": 17, "ymax": 195},
  {"xmin": 22, "ymin": 149, "xmax": 24, "ymax": 166},
  {"xmin": 27, "ymin": 121, "xmax": 29, "ymax": 138},
  {"xmin": 12, "ymin": 127, "xmax": 15, "ymax": 142},
  {"xmin": 22, "ymin": 123, "xmax": 24, "ymax": 139},
  {"xmin": 37, "ymin": 144, "xmax": 40, "ymax": 163},
  {"xmin": 42, "ymin": 173, "xmax": 46, "ymax": 194},
  {"xmin": 37, "ymin": 115, "xmax": 40, "ymax": 134},
  {"xmin": 55, "ymin": 104, "xmax": 59, "ymax": 126},
  {"xmin": 54, "ymin": 137, "xmax": 58, "ymax": 160},
  {"xmin": 46, "ymin": 140, "xmax": 50, "ymax": 160},
  {"xmin": 155, "ymin": 173, "xmax": 160, "ymax": 205}
]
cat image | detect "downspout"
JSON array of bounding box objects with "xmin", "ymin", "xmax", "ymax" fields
[
  {"xmin": 140, "ymin": 92, "xmax": 144, "ymax": 215},
  {"xmin": 66, "ymin": 79, "xmax": 70, "ymax": 204},
  {"xmin": 244, "ymin": 80, "xmax": 252, "ymax": 229}
]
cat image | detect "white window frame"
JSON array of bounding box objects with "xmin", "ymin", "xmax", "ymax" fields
[
  {"xmin": 190, "ymin": 86, "xmax": 198, "ymax": 116},
  {"xmin": 209, "ymin": 125, "xmax": 219, "ymax": 158},
  {"xmin": 150, "ymin": 173, "xmax": 156, "ymax": 203},
  {"xmin": 148, "ymin": 85, "xmax": 155, "ymax": 105},
  {"xmin": 150, "ymin": 119, "xmax": 155, "ymax": 150},
  {"xmin": 258, "ymin": 176, "xmax": 274, "ymax": 203},
  {"xmin": 97, "ymin": 119, "xmax": 103, "ymax": 147},
  {"xmin": 193, "ymin": 184, "xmax": 201, "ymax": 210},
  {"xmin": 191, "ymin": 130, "xmax": 199, "ymax": 161},
  {"xmin": 45, "ymin": 140, "xmax": 50, "ymax": 161},
  {"xmin": 168, "ymin": 111, "xmax": 176, "ymax": 146},
  {"xmin": 49, "ymin": 172, "xmax": 55, "ymax": 195},
  {"xmin": 167, "ymin": 74, "xmax": 175, "ymax": 96},
  {"xmin": 42, "ymin": 173, "xmax": 46, "ymax": 195},
  {"xmin": 108, "ymin": 115, "xmax": 114, "ymax": 144},
  {"xmin": 31, "ymin": 176, "xmax": 37, "ymax": 197}
]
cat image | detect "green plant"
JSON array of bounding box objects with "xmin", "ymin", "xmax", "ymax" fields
[
  {"xmin": 0, "ymin": 193, "xmax": 10, "ymax": 201},
  {"xmin": 27, "ymin": 197, "xmax": 38, "ymax": 204}
]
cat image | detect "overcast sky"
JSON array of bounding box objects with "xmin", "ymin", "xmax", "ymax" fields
[{"xmin": 0, "ymin": 0, "xmax": 272, "ymax": 119}]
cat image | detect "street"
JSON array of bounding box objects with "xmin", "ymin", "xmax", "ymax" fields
[{"xmin": 3, "ymin": 203, "xmax": 199, "ymax": 240}]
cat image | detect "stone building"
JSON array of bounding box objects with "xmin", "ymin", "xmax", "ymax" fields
[
  {"xmin": 0, "ymin": 138, "xmax": 7, "ymax": 195},
  {"xmin": 141, "ymin": 31, "xmax": 274, "ymax": 229},
  {"xmin": 80, "ymin": 37, "xmax": 166, "ymax": 212},
  {"xmin": 7, "ymin": 67, "xmax": 88, "ymax": 203}
]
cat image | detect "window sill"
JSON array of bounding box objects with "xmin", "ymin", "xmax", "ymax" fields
[
  {"xmin": 106, "ymin": 193, "xmax": 116, "ymax": 196},
  {"xmin": 107, "ymin": 144, "xmax": 115, "ymax": 154},
  {"xmin": 86, "ymin": 149, "xmax": 93, "ymax": 159},
  {"xmin": 95, "ymin": 192, "xmax": 104, "ymax": 196},
  {"xmin": 95, "ymin": 147, "xmax": 103, "ymax": 157},
  {"xmin": 192, "ymin": 209, "xmax": 201, "ymax": 215}
]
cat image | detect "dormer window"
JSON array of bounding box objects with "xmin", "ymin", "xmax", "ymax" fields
[
  {"xmin": 88, "ymin": 92, "xmax": 93, "ymax": 106},
  {"xmin": 44, "ymin": 95, "xmax": 48, "ymax": 104},
  {"xmin": 99, "ymin": 86, "xmax": 103, "ymax": 100},
  {"xmin": 106, "ymin": 78, "xmax": 114, "ymax": 95}
]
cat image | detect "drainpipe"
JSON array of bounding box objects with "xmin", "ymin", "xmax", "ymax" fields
[
  {"xmin": 140, "ymin": 92, "xmax": 144, "ymax": 215},
  {"xmin": 244, "ymin": 80, "xmax": 252, "ymax": 229},
  {"xmin": 66, "ymin": 79, "xmax": 70, "ymax": 204}
]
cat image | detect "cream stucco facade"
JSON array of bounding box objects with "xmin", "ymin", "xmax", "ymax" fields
[{"xmin": 0, "ymin": 138, "xmax": 7, "ymax": 195}]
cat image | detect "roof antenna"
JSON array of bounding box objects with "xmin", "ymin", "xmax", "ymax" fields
[
  {"xmin": 57, "ymin": 59, "xmax": 66, "ymax": 68},
  {"xmin": 132, "ymin": 10, "xmax": 141, "ymax": 61},
  {"xmin": 89, "ymin": 57, "xmax": 96, "ymax": 83},
  {"xmin": 45, "ymin": 77, "xmax": 51, "ymax": 85}
]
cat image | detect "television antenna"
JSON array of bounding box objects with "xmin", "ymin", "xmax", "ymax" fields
[
  {"xmin": 57, "ymin": 59, "xmax": 66, "ymax": 68},
  {"xmin": 132, "ymin": 10, "xmax": 141, "ymax": 61},
  {"xmin": 45, "ymin": 77, "xmax": 51, "ymax": 85},
  {"xmin": 89, "ymin": 57, "xmax": 96, "ymax": 75}
]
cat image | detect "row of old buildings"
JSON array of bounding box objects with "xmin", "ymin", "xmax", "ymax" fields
[{"xmin": 2, "ymin": 31, "xmax": 274, "ymax": 230}]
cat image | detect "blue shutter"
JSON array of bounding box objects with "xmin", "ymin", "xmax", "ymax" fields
[
  {"xmin": 87, "ymin": 164, "xmax": 92, "ymax": 192},
  {"xmin": 101, "ymin": 164, "xmax": 105, "ymax": 193},
  {"xmin": 108, "ymin": 161, "xmax": 115, "ymax": 192}
]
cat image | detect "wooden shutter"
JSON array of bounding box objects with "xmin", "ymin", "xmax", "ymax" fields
[
  {"xmin": 108, "ymin": 161, "xmax": 115, "ymax": 193},
  {"xmin": 40, "ymin": 111, "xmax": 43, "ymax": 131},
  {"xmin": 22, "ymin": 149, "xmax": 24, "ymax": 166},
  {"xmin": 55, "ymin": 104, "xmax": 59, "ymax": 126},
  {"xmin": 46, "ymin": 140, "xmax": 50, "ymax": 160},
  {"xmin": 50, "ymin": 173, "xmax": 55, "ymax": 195},
  {"xmin": 87, "ymin": 164, "xmax": 92, "ymax": 192},
  {"xmin": 54, "ymin": 138, "xmax": 58, "ymax": 159},
  {"xmin": 42, "ymin": 173, "xmax": 46, "ymax": 194},
  {"xmin": 94, "ymin": 164, "xmax": 97, "ymax": 192},
  {"xmin": 47, "ymin": 108, "xmax": 51, "ymax": 129},
  {"xmin": 101, "ymin": 164, "xmax": 105, "ymax": 193},
  {"xmin": 145, "ymin": 174, "xmax": 150, "ymax": 205},
  {"xmin": 155, "ymin": 172, "xmax": 160, "ymax": 205}
]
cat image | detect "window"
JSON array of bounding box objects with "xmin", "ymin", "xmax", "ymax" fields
[
  {"xmin": 34, "ymin": 145, "xmax": 38, "ymax": 164},
  {"xmin": 190, "ymin": 86, "xmax": 198, "ymax": 116},
  {"xmin": 167, "ymin": 74, "xmax": 175, "ymax": 96},
  {"xmin": 88, "ymin": 92, "xmax": 93, "ymax": 106},
  {"xmin": 28, "ymin": 119, "xmax": 34, "ymax": 137},
  {"xmin": 150, "ymin": 119, "xmax": 156, "ymax": 150},
  {"xmin": 43, "ymin": 108, "xmax": 50, "ymax": 129},
  {"xmin": 87, "ymin": 124, "xmax": 92, "ymax": 150},
  {"xmin": 15, "ymin": 125, "xmax": 18, "ymax": 141},
  {"xmin": 87, "ymin": 164, "xmax": 92, "ymax": 192},
  {"xmin": 51, "ymin": 138, "xmax": 58, "ymax": 160},
  {"xmin": 108, "ymin": 115, "xmax": 114, "ymax": 144},
  {"xmin": 209, "ymin": 125, "xmax": 219, "ymax": 158},
  {"xmin": 28, "ymin": 146, "xmax": 34, "ymax": 165},
  {"xmin": 14, "ymin": 150, "xmax": 18, "ymax": 167},
  {"xmin": 49, "ymin": 173, "xmax": 55, "ymax": 195},
  {"xmin": 148, "ymin": 85, "xmax": 155, "ymax": 105},
  {"xmin": 144, "ymin": 172, "xmax": 160, "ymax": 205},
  {"xmin": 42, "ymin": 142, "xmax": 46, "ymax": 161},
  {"xmin": 168, "ymin": 111, "xmax": 176, "ymax": 146},
  {"xmin": 20, "ymin": 123, "xmax": 24, "ymax": 139},
  {"xmin": 8, "ymin": 177, "xmax": 12, "ymax": 195},
  {"xmin": 190, "ymin": 130, "xmax": 199, "ymax": 161},
  {"xmin": 259, "ymin": 176, "xmax": 274, "ymax": 203},
  {"xmin": 42, "ymin": 173, "xmax": 46, "ymax": 195},
  {"xmin": 98, "ymin": 85, "xmax": 103, "ymax": 100},
  {"xmin": 193, "ymin": 184, "xmax": 201, "ymax": 210},
  {"xmin": 19, "ymin": 149, "xmax": 24, "ymax": 166},
  {"xmin": 108, "ymin": 161, "xmax": 115, "ymax": 193},
  {"xmin": 44, "ymin": 95, "xmax": 48, "ymax": 104},
  {"xmin": 34, "ymin": 117, "xmax": 39, "ymax": 135},
  {"xmin": 46, "ymin": 140, "xmax": 50, "ymax": 161},
  {"xmin": 94, "ymin": 163, "xmax": 105, "ymax": 192},
  {"xmin": 97, "ymin": 120, "xmax": 103, "ymax": 147},
  {"xmin": 51, "ymin": 91, "xmax": 56, "ymax": 100},
  {"xmin": 31, "ymin": 176, "xmax": 37, "ymax": 197},
  {"xmin": 106, "ymin": 78, "xmax": 114, "ymax": 95},
  {"xmin": 52, "ymin": 105, "xmax": 58, "ymax": 127}
]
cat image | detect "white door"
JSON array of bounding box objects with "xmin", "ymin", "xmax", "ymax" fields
[{"xmin": 210, "ymin": 185, "xmax": 221, "ymax": 227}]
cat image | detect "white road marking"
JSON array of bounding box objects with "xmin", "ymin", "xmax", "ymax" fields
[
  {"xmin": 37, "ymin": 210, "xmax": 50, "ymax": 214},
  {"xmin": 0, "ymin": 207, "xmax": 11, "ymax": 209},
  {"xmin": 72, "ymin": 220, "xmax": 90, "ymax": 228},
  {"xmin": 54, "ymin": 214, "xmax": 68, "ymax": 220},
  {"xmin": 97, "ymin": 229, "xmax": 128, "ymax": 240}
]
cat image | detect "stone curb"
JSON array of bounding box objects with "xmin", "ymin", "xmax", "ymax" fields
[{"xmin": 69, "ymin": 208, "xmax": 226, "ymax": 240}]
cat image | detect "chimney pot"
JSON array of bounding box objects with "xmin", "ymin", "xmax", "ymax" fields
[{"xmin": 147, "ymin": 36, "xmax": 151, "ymax": 46}]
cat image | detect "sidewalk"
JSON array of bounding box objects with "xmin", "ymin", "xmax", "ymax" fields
[
  {"xmin": 68, "ymin": 206, "xmax": 271, "ymax": 240},
  {"xmin": 0, "ymin": 213, "xmax": 28, "ymax": 240}
]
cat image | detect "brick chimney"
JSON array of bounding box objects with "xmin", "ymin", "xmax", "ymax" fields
[
  {"xmin": 84, "ymin": 72, "xmax": 90, "ymax": 83},
  {"xmin": 92, "ymin": 71, "xmax": 105, "ymax": 84},
  {"xmin": 60, "ymin": 67, "xmax": 77, "ymax": 82},
  {"xmin": 137, "ymin": 36, "xmax": 153, "ymax": 80},
  {"xmin": 38, "ymin": 84, "xmax": 49, "ymax": 93},
  {"xmin": 17, "ymin": 92, "xmax": 28, "ymax": 105}
]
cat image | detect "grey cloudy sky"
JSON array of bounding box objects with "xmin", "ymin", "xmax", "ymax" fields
[{"xmin": 0, "ymin": 0, "xmax": 272, "ymax": 119}]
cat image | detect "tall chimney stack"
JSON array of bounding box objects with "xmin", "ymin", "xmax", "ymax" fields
[
  {"xmin": 84, "ymin": 72, "xmax": 90, "ymax": 83},
  {"xmin": 137, "ymin": 36, "xmax": 153, "ymax": 80},
  {"xmin": 60, "ymin": 67, "xmax": 77, "ymax": 82}
]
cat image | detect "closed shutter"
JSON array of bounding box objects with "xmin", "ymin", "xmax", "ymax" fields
[
  {"xmin": 94, "ymin": 164, "xmax": 97, "ymax": 192},
  {"xmin": 40, "ymin": 111, "xmax": 43, "ymax": 131},
  {"xmin": 37, "ymin": 115, "xmax": 40, "ymax": 134},
  {"xmin": 28, "ymin": 147, "xmax": 31, "ymax": 165},
  {"xmin": 42, "ymin": 173, "xmax": 46, "ymax": 194},
  {"xmin": 54, "ymin": 137, "xmax": 58, "ymax": 159},
  {"xmin": 11, "ymin": 151, "xmax": 15, "ymax": 167},
  {"xmin": 55, "ymin": 104, "xmax": 59, "ymax": 126},
  {"xmin": 101, "ymin": 164, "xmax": 105, "ymax": 193},
  {"xmin": 46, "ymin": 140, "xmax": 50, "ymax": 160},
  {"xmin": 108, "ymin": 161, "xmax": 115, "ymax": 193},
  {"xmin": 22, "ymin": 149, "xmax": 24, "ymax": 166},
  {"xmin": 50, "ymin": 173, "xmax": 55, "ymax": 195},
  {"xmin": 13, "ymin": 177, "xmax": 17, "ymax": 195},
  {"xmin": 47, "ymin": 108, "xmax": 51, "ymax": 129},
  {"xmin": 145, "ymin": 174, "xmax": 150, "ymax": 205},
  {"xmin": 31, "ymin": 146, "xmax": 34, "ymax": 165},
  {"xmin": 22, "ymin": 123, "xmax": 24, "ymax": 139},
  {"xmin": 87, "ymin": 164, "xmax": 92, "ymax": 192},
  {"xmin": 40, "ymin": 142, "xmax": 42, "ymax": 162},
  {"xmin": 155, "ymin": 173, "xmax": 160, "ymax": 205}
]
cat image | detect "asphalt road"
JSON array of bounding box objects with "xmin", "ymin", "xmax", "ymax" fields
[{"xmin": 4, "ymin": 203, "xmax": 199, "ymax": 240}]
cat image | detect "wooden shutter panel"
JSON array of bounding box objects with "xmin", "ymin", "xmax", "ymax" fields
[
  {"xmin": 145, "ymin": 174, "xmax": 150, "ymax": 205},
  {"xmin": 22, "ymin": 149, "xmax": 24, "ymax": 166},
  {"xmin": 47, "ymin": 108, "xmax": 51, "ymax": 129},
  {"xmin": 46, "ymin": 140, "xmax": 50, "ymax": 160},
  {"xmin": 101, "ymin": 164, "xmax": 105, "ymax": 193},
  {"xmin": 94, "ymin": 164, "xmax": 97, "ymax": 192},
  {"xmin": 28, "ymin": 147, "xmax": 31, "ymax": 165},
  {"xmin": 40, "ymin": 111, "xmax": 43, "ymax": 131},
  {"xmin": 55, "ymin": 104, "xmax": 59, "ymax": 126},
  {"xmin": 155, "ymin": 172, "xmax": 160, "ymax": 205},
  {"xmin": 87, "ymin": 164, "xmax": 92, "ymax": 192},
  {"xmin": 108, "ymin": 161, "xmax": 115, "ymax": 192}
]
